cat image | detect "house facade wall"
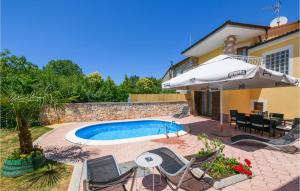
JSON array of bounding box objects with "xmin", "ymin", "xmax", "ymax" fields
[
  {"xmin": 247, "ymin": 36, "xmax": 300, "ymax": 118},
  {"xmin": 189, "ymin": 34, "xmax": 299, "ymax": 120},
  {"xmin": 197, "ymin": 47, "xmax": 224, "ymax": 64}
]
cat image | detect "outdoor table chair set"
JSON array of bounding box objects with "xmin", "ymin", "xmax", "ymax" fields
[
  {"xmin": 82, "ymin": 124, "xmax": 299, "ymax": 191},
  {"xmin": 83, "ymin": 148, "xmax": 219, "ymax": 191},
  {"xmin": 230, "ymin": 109, "xmax": 299, "ymax": 137}
]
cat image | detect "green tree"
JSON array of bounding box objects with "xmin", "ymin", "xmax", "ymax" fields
[
  {"xmin": 1, "ymin": 51, "xmax": 76, "ymax": 153},
  {"xmin": 147, "ymin": 77, "xmax": 163, "ymax": 93},
  {"xmin": 96, "ymin": 76, "xmax": 118, "ymax": 102},
  {"xmin": 1, "ymin": 90, "xmax": 76, "ymax": 154},
  {"xmin": 0, "ymin": 50, "xmax": 41, "ymax": 94},
  {"xmin": 119, "ymin": 75, "xmax": 140, "ymax": 94},
  {"xmin": 1, "ymin": 50, "xmax": 42, "ymax": 128},
  {"xmin": 84, "ymin": 72, "xmax": 105, "ymax": 101},
  {"xmin": 43, "ymin": 60, "xmax": 83, "ymax": 76},
  {"xmin": 86, "ymin": 72, "xmax": 104, "ymax": 89},
  {"xmin": 136, "ymin": 78, "xmax": 159, "ymax": 94}
]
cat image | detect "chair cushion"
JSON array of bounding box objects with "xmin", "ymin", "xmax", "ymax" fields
[
  {"xmin": 252, "ymin": 123, "xmax": 263, "ymax": 127},
  {"xmin": 252, "ymin": 123, "xmax": 269, "ymax": 127},
  {"xmin": 276, "ymin": 125, "xmax": 292, "ymax": 131}
]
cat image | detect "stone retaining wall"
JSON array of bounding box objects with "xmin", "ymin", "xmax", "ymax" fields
[{"xmin": 40, "ymin": 101, "xmax": 188, "ymax": 125}]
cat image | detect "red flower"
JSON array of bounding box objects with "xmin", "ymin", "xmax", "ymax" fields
[
  {"xmin": 244, "ymin": 159, "xmax": 251, "ymax": 167},
  {"xmin": 233, "ymin": 164, "xmax": 244, "ymax": 172},
  {"xmin": 245, "ymin": 170, "xmax": 253, "ymax": 176},
  {"xmin": 233, "ymin": 163, "xmax": 252, "ymax": 177}
]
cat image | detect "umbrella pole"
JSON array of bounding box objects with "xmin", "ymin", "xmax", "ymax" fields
[{"xmin": 220, "ymin": 85, "xmax": 223, "ymax": 126}]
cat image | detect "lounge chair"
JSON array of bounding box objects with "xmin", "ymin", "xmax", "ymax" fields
[
  {"xmin": 231, "ymin": 125, "xmax": 300, "ymax": 153},
  {"xmin": 173, "ymin": 106, "xmax": 190, "ymax": 119},
  {"xmin": 83, "ymin": 155, "xmax": 137, "ymax": 191},
  {"xmin": 275, "ymin": 118, "xmax": 300, "ymax": 136},
  {"xmin": 148, "ymin": 147, "xmax": 219, "ymax": 191}
]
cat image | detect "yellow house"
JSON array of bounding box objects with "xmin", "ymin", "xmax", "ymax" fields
[{"xmin": 163, "ymin": 20, "xmax": 300, "ymax": 120}]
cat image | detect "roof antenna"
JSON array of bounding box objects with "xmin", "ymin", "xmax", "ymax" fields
[
  {"xmin": 272, "ymin": 0, "xmax": 282, "ymax": 16},
  {"xmin": 189, "ymin": 33, "xmax": 192, "ymax": 46},
  {"xmin": 262, "ymin": 0, "xmax": 288, "ymax": 27}
]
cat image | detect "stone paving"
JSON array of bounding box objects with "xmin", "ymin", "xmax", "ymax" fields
[{"xmin": 36, "ymin": 116, "xmax": 300, "ymax": 191}]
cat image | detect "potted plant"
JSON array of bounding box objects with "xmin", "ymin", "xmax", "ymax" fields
[
  {"xmin": 1, "ymin": 89, "xmax": 75, "ymax": 177},
  {"xmin": 2, "ymin": 146, "xmax": 46, "ymax": 177},
  {"xmin": 185, "ymin": 133, "xmax": 253, "ymax": 189}
]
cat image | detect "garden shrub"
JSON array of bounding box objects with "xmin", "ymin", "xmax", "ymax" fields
[{"xmin": 196, "ymin": 133, "xmax": 253, "ymax": 179}]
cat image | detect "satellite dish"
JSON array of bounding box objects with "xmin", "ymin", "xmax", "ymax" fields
[{"xmin": 270, "ymin": 16, "xmax": 288, "ymax": 27}]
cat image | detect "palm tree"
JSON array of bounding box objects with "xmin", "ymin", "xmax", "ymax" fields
[{"xmin": 1, "ymin": 90, "xmax": 76, "ymax": 154}]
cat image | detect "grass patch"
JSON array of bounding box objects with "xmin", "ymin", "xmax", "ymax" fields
[{"xmin": 0, "ymin": 126, "xmax": 73, "ymax": 191}]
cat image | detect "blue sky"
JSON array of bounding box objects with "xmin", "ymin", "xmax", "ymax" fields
[{"xmin": 2, "ymin": 0, "xmax": 299, "ymax": 83}]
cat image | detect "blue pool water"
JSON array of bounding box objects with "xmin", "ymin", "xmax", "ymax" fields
[{"xmin": 75, "ymin": 120, "xmax": 184, "ymax": 140}]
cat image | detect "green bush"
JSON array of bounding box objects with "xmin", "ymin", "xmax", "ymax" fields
[
  {"xmin": 7, "ymin": 146, "xmax": 43, "ymax": 160},
  {"xmin": 1, "ymin": 50, "xmax": 172, "ymax": 128},
  {"xmin": 201, "ymin": 154, "xmax": 239, "ymax": 179}
]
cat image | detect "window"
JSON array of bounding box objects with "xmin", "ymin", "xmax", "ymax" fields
[
  {"xmin": 254, "ymin": 102, "xmax": 264, "ymax": 112},
  {"xmin": 236, "ymin": 47, "xmax": 247, "ymax": 56},
  {"xmin": 264, "ymin": 48, "xmax": 290, "ymax": 74}
]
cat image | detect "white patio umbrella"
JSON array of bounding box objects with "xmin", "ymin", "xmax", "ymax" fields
[{"xmin": 162, "ymin": 55, "xmax": 299, "ymax": 136}]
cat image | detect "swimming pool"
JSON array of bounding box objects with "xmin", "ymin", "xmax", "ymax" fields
[{"xmin": 65, "ymin": 120, "xmax": 187, "ymax": 145}]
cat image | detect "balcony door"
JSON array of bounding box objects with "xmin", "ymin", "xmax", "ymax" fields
[{"xmin": 194, "ymin": 91, "xmax": 220, "ymax": 120}]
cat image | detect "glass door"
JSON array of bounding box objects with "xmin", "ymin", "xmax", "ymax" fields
[{"xmin": 194, "ymin": 90, "xmax": 219, "ymax": 119}]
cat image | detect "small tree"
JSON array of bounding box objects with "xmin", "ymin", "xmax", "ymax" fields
[
  {"xmin": 96, "ymin": 76, "xmax": 118, "ymax": 102},
  {"xmin": 43, "ymin": 59, "xmax": 83, "ymax": 76},
  {"xmin": 1, "ymin": 90, "xmax": 76, "ymax": 154},
  {"xmin": 136, "ymin": 78, "xmax": 158, "ymax": 94},
  {"xmin": 1, "ymin": 51, "xmax": 77, "ymax": 154}
]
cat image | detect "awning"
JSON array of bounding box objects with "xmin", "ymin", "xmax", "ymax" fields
[{"xmin": 162, "ymin": 55, "xmax": 299, "ymax": 91}]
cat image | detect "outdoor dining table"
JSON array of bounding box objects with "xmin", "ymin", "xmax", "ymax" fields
[{"xmin": 243, "ymin": 114, "xmax": 292, "ymax": 137}]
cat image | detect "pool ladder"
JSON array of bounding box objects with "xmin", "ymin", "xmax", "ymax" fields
[
  {"xmin": 164, "ymin": 121, "xmax": 179, "ymax": 138},
  {"xmin": 165, "ymin": 123, "xmax": 169, "ymax": 138}
]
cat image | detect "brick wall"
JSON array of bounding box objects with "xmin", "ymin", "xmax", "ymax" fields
[{"xmin": 40, "ymin": 101, "xmax": 188, "ymax": 125}]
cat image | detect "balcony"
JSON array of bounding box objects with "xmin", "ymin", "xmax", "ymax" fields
[{"xmin": 228, "ymin": 54, "xmax": 263, "ymax": 66}]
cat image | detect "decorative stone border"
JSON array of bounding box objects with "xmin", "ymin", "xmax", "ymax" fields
[
  {"xmin": 212, "ymin": 173, "xmax": 252, "ymax": 189},
  {"xmin": 180, "ymin": 150, "xmax": 252, "ymax": 190}
]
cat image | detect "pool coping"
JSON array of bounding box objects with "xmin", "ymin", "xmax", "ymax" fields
[{"xmin": 65, "ymin": 119, "xmax": 188, "ymax": 145}]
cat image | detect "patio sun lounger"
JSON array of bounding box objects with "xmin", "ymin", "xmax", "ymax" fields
[
  {"xmin": 173, "ymin": 106, "xmax": 190, "ymax": 119},
  {"xmin": 231, "ymin": 125, "xmax": 300, "ymax": 152},
  {"xmin": 275, "ymin": 118, "xmax": 300, "ymax": 135},
  {"xmin": 148, "ymin": 147, "xmax": 219, "ymax": 191},
  {"xmin": 83, "ymin": 155, "xmax": 137, "ymax": 191}
]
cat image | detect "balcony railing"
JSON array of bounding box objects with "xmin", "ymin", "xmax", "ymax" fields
[
  {"xmin": 228, "ymin": 54, "xmax": 264, "ymax": 66},
  {"xmin": 165, "ymin": 54, "xmax": 265, "ymax": 81}
]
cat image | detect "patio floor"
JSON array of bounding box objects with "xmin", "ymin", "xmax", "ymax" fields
[{"xmin": 35, "ymin": 116, "xmax": 300, "ymax": 191}]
